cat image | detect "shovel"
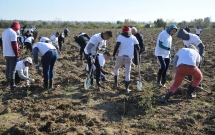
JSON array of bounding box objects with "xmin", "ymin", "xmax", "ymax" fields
[
  {"xmin": 136, "ymin": 49, "xmax": 142, "ymax": 91},
  {"xmin": 84, "ymin": 44, "xmax": 100, "ymax": 90}
]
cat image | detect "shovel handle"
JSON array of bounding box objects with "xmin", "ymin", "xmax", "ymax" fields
[{"xmin": 183, "ymin": 79, "xmax": 211, "ymax": 93}]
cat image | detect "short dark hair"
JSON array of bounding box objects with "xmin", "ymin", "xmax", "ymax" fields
[
  {"xmin": 104, "ymin": 30, "xmax": 112, "ymax": 37},
  {"xmin": 104, "ymin": 51, "xmax": 111, "ymax": 56}
]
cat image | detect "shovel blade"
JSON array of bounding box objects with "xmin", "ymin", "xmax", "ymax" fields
[
  {"xmin": 137, "ymin": 81, "xmax": 142, "ymax": 91},
  {"xmin": 84, "ymin": 78, "xmax": 91, "ymax": 90}
]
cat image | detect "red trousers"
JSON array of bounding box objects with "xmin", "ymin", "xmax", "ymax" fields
[{"xmin": 169, "ymin": 65, "xmax": 203, "ymax": 93}]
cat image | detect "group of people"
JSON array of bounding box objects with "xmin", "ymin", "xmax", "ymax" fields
[{"xmin": 1, "ymin": 21, "xmax": 205, "ymax": 104}]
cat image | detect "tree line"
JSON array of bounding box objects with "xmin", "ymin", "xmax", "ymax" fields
[{"xmin": 0, "ymin": 17, "xmax": 214, "ymax": 29}]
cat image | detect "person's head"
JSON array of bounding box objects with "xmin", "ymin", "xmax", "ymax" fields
[
  {"xmin": 166, "ymin": 24, "xmax": 178, "ymax": 36},
  {"xmin": 131, "ymin": 27, "xmax": 137, "ymax": 35},
  {"xmin": 122, "ymin": 26, "xmax": 131, "ymax": 33},
  {"xmin": 56, "ymin": 31, "xmax": 60, "ymax": 37},
  {"xmin": 24, "ymin": 57, "xmax": 33, "ymax": 67},
  {"xmin": 103, "ymin": 30, "xmax": 112, "ymax": 40},
  {"xmin": 103, "ymin": 52, "xmax": 111, "ymax": 61},
  {"xmin": 10, "ymin": 21, "xmax": 21, "ymax": 32}
]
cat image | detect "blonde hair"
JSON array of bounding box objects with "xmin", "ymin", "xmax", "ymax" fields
[{"xmin": 131, "ymin": 27, "xmax": 137, "ymax": 32}]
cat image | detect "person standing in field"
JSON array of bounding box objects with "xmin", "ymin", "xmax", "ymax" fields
[
  {"xmin": 24, "ymin": 33, "xmax": 34, "ymax": 52},
  {"xmin": 155, "ymin": 24, "xmax": 178, "ymax": 87},
  {"xmin": 58, "ymin": 33, "xmax": 64, "ymax": 52},
  {"xmin": 50, "ymin": 32, "xmax": 60, "ymax": 50},
  {"xmin": 64, "ymin": 27, "xmax": 69, "ymax": 37},
  {"xmin": 161, "ymin": 45, "xmax": 202, "ymax": 103},
  {"xmin": 177, "ymin": 28, "xmax": 205, "ymax": 88},
  {"xmin": 131, "ymin": 27, "xmax": 145, "ymax": 66},
  {"xmin": 32, "ymin": 41, "xmax": 58, "ymax": 89},
  {"xmin": 112, "ymin": 26, "xmax": 140, "ymax": 92},
  {"xmin": 195, "ymin": 27, "xmax": 201, "ymax": 36},
  {"xmin": 2, "ymin": 21, "xmax": 20, "ymax": 90},
  {"xmin": 74, "ymin": 32, "xmax": 90, "ymax": 60},
  {"xmin": 84, "ymin": 30, "xmax": 112, "ymax": 88}
]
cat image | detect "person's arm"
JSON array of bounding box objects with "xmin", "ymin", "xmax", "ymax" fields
[
  {"xmin": 159, "ymin": 40, "xmax": 170, "ymax": 50},
  {"xmin": 196, "ymin": 62, "xmax": 199, "ymax": 67},
  {"xmin": 17, "ymin": 69, "xmax": 30, "ymax": 80},
  {"xmin": 198, "ymin": 43, "xmax": 205, "ymax": 56},
  {"xmin": 32, "ymin": 47, "xmax": 39, "ymax": 64},
  {"xmin": 173, "ymin": 55, "xmax": 179, "ymax": 72},
  {"xmin": 86, "ymin": 42, "xmax": 95, "ymax": 55},
  {"xmin": 101, "ymin": 66, "xmax": 109, "ymax": 74},
  {"xmin": 134, "ymin": 44, "xmax": 140, "ymax": 52},
  {"xmin": 113, "ymin": 42, "xmax": 121, "ymax": 57}
]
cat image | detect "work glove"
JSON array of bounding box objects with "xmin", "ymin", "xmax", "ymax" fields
[
  {"xmin": 89, "ymin": 55, "xmax": 95, "ymax": 64},
  {"xmin": 109, "ymin": 72, "xmax": 114, "ymax": 76},
  {"xmin": 29, "ymin": 78, "xmax": 35, "ymax": 82},
  {"xmin": 35, "ymin": 64, "xmax": 39, "ymax": 70},
  {"xmin": 111, "ymin": 56, "xmax": 116, "ymax": 61}
]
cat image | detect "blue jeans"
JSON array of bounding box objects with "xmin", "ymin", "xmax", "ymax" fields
[
  {"xmin": 41, "ymin": 49, "xmax": 58, "ymax": 82},
  {"xmin": 5, "ymin": 56, "xmax": 19, "ymax": 80}
]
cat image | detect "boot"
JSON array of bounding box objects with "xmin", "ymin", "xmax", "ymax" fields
[
  {"xmin": 156, "ymin": 75, "xmax": 163, "ymax": 87},
  {"xmin": 161, "ymin": 91, "xmax": 172, "ymax": 104},
  {"xmin": 49, "ymin": 80, "xmax": 53, "ymax": 89},
  {"xmin": 186, "ymin": 85, "xmax": 196, "ymax": 99},
  {"xmin": 161, "ymin": 78, "xmax": 166, "ymax": 87},
  {"xmin": 43, "ymin": 80, "xmax": 48, "ymax": 89},
  {"xmin": 114, "ymin": 76, "xmax": 118, "ymax": 87},
  {"xmin": 10, "ymin": 79, "xmax": 16, "ymax": 90},
  {"xmin": 125, "ymin": 81, "xmax": 131, "ymax": 93}
]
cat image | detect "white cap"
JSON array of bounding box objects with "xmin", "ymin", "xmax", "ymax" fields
[{"xmin": 24, "ymin": 57, "xmax": 33, "ymax": 64}]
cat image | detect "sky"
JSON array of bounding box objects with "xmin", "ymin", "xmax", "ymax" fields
[{"xmin": 0, "ymin": 0, "xmax": 214, "ymax": 22}]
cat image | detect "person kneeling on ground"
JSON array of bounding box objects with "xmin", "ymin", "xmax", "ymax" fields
[
  {"xmin": 161, "ymin": 44, "xmax": 203, "ymax": 104},
  {"xmin": 86, "ymin": 52, "xmax": 113, "ymax": 82},
  {"xmin": 15, "ymin": 57, "xmax": 35, "ymax": 86}
]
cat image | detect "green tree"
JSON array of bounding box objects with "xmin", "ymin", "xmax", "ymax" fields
[{"xmin": 154, "ymin": 18, "xmax": 166, "ymax": 28}]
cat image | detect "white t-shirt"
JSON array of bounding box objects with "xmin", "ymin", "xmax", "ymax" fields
[
  {"xmin": 175, "ymin": 48, "xmax": 201, "ymax": 67},
  {"xmin": 2, "ymin": 28, "xmax": 18, "ymax": 56},
  {"xmin": 86, "ymin": 54, "xmax": 105, "ymax": 71},
  {"xmin": 33, "ymin": 42, "xmax": 56, "ymax": 56},
  {"xmin": 195, "ymin": 28, "xmax": 201, "ymax": 34},
  {"xmin": 16, "ymin": 60, "xmax": 29, "ymax": 76},
  {"xmin": 84, "ymin": 33, "xmax": 103, "ymax": 55},
  {"xmin": 183, "ymin": 33, "xmax": 202, "ymax": 52},
  {"xmin": 25, "ymin": 36, "xmax": 34, "ymax": 44},
  {"xmin": 155, "ymin": 30, "xmax": 172, "ymax": 58},
  {"xmin": 116, "ymin": 34, "xmax": 139, "ymax": 58},
  {"xmin": 28, "ymin": 28, "xmax": 33, "ymax": 33},
  {"xmin": 99, "ymin": 40, "xmax": 106, "ymax": 48},
  {"xmin": 50, "ymin": 34, "xmax": 58, "ymax": 46},
  {"xmin": 40, "ymin": 37, "xmax": 50, "ymax": 42}
]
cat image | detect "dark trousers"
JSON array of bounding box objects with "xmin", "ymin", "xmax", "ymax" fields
[
  {"xmin": 85, "ymin": 54, "xmax": 100, "ymax": 85},
  {"xmin": 5, "ymin": 56, "xmax": 18, "ymax": 81},
  {"xmin": 80, "ymin": 46, "xmax": 85, "ymax": 57},
  {"xmin": 157, "ymin": 56, "xmax": 170, "ymax": 78},
  {"xmin": 15, "ymin": 72, "xmax": 22, "ymax": 84},
  {"xmin": 41, "ymin": 49, "xmax": 58, "ymax": 82},
  {"xmin": 24, "ymin": 42, "xmax": 32, "ymax": 52},
  {"xmin": 58, "ymin": 42, "xmax": 62, "ymax": 51}
]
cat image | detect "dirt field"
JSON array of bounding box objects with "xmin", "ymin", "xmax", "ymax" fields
[{"xmin": 0, "ymin": 27, "xmax": 215, "ymax": 135}]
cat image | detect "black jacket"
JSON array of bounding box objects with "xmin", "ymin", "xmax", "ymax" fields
[
  {"xmin": 134, "ymin": 33, "xmax": 145, "ymax": 53},
  {"xmin": 58, "ymin": 35, "xmax": 64, "ymax": 44},
  {"xmin": 75, "ymin": 34, "xmax": 90, "ymax": 48}
]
